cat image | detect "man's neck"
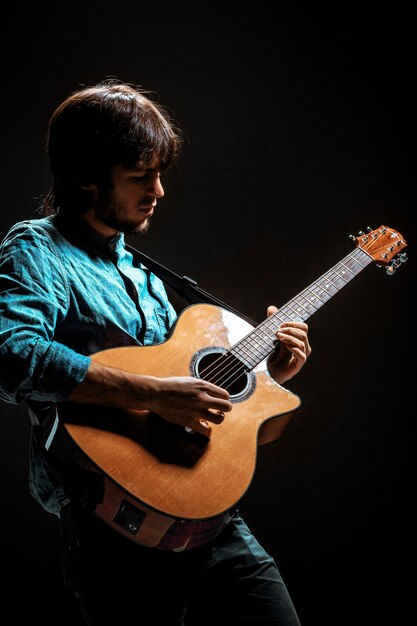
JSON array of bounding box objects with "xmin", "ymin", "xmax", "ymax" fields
[{"xmin": 81, "ymin": 209, "xmax": 118, "ymax": 237}]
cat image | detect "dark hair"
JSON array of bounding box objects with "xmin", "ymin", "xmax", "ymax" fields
[{"xmin": 42, "ymin": 79, "xmax": 182, "ymax": 216}]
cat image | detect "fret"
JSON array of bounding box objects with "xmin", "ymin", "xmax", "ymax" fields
[
  {"xmin": 296, "ymin": 298, "xmax": 317, "ymax": 316},
  {"xmin": 320, "ymin": 272, "xmax": 344, "ymax": 290},
  {"xmin": 233, "ymin": 334, "xmax": 272, "ymax": 367},
  {"xmin": 310, "ymin": 283, "xmax": 332, "ymax": 302},
  {"xmin": 338, "ymin": 259, "xmax": 356, "ymax": 278},
  {"xmin": 279, "ymin": 304, "xmax": 304, "ymax": 323}
]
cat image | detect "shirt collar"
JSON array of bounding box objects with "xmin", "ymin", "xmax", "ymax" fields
[{"xmin": 53, "ymin": 213, "xmax": 125, "ymax": 256}]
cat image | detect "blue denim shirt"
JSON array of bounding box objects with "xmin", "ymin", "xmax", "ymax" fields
[{"xmin": 0, "ymin": 214, "xmax": 177, "ymax": 514}]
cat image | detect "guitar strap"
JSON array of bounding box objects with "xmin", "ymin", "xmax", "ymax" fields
[{"xmin": 125, "ymin": 243, "xmax": 257, "ymax": 326}]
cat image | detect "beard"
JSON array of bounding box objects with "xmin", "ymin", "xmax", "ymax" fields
[{"xmin": 94, "ymin": 188, "xmax": 151, "ymax": 236}]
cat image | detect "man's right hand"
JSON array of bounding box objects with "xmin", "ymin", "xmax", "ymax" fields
[{"xmin": 141, "ymin": 375, "xmax": 233, "ymax": 436}]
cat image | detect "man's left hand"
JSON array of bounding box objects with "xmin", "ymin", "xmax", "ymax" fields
[{"xmin": 266, "ymin": 305, "xmax": 312, "ymax": 384}]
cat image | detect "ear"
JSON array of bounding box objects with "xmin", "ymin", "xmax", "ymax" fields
[
  {"xmin": 78, "ymin": 181, "xmax": 97, "ymax": 191},
  {"xmin": 78, "ymin": 181, "xmax": 99, "ymax": 200}
]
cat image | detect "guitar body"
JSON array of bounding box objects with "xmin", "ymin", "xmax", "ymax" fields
[{"xmin": 53, "ymin": 304, "xmax": 300, "ymax": 549}]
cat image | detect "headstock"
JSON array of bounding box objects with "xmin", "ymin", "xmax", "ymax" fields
[{"xmin": 349, "ymin": 225, "xmax": 408, "ymax": 275}]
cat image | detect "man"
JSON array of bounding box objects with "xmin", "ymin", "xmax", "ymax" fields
[{"xmin": 0, "ymin": 79, "xmax": 311, "ymax": 624}]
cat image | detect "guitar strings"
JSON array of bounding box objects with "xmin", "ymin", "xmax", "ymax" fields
[
  {"xmin": 196, "ymin": 312, "xmax": 285, "ymax": 383},
  {"xmin": 196, "ymin": 347, "xmax": 256, "ymax": 390},
  {"xmin": 197, "ymin": 316, "xmax": 279, "ymax": 381},
  {"xmin": 196, "ymin": 303, "xmax": 309, "ymax": 391},
  {"xmin": 196, "ymin": 249, "xmax": 369, "ymax": 393},
  {"xmin": 197, "ymin": 316, "xmax": 283, "ymax": 389},
  {"xmin": 196, "ymin": 307, "xmax": 309, "ymax": 390}
]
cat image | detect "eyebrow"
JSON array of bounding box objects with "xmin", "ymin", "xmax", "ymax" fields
[{"xmin": 131, "ymin": 165, "xmax": 159, "ymax": 173}]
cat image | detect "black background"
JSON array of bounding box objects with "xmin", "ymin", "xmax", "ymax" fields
[{"xmin": 0, "ymin": 3, "xmax": 415, "ymax": 624}]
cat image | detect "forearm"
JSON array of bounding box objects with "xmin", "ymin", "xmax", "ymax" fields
[
  {"xmin": 66, "ymin": 360, "xmax": 233, "ymax": 436},
  {"xmin": 66, "ymin": 360, "xmax": 156, "ymax": 410}
]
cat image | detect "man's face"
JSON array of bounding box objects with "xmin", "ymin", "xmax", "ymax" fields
[{"xmin": 87, "ymin": 161, "xmax": 165, "ymax": 236}]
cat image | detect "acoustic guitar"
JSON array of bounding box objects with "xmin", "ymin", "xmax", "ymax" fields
[{"xmin": 47, "ymin": 225, "xmax": 407, "ymax": 551}]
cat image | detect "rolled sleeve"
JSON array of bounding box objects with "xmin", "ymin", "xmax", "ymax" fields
[{"xmin": 0, "ymin": 223, "xmax": 90, "ymax": 404}]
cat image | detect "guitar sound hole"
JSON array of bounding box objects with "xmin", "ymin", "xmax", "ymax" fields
[{"xmin": 191, "ymin": 348, "xmax": 256, "ymax": 403}]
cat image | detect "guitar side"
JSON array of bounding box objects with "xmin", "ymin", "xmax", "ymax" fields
[{"xmin": 60, "ymin": 304, "xmax": 301, "ymax": 521}]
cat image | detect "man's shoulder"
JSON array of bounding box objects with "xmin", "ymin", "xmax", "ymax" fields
[
  {"xmin": 0, "ymin": 216, "xmax": 70, "ymax": 285},
  {"xmin": 1, "ymin": 216, "xmax": 58, "ymax": 248}
]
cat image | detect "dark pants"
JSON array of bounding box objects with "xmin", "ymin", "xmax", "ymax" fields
[{"xmin": 60, "ymin": 504, "xmax": 301, "ymax": 625}]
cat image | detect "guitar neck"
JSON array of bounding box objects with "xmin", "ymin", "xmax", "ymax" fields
[{"xmin": 230, "ymin": 246, "xmax": 373, "ymax": 370}]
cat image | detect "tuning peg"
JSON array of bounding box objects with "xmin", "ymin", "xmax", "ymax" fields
[
  {"xmin": 399, "ymin": 252, "xmax": 408, "ymax": 263},
  {"xmin": 386, "ymin": 264, "xmax": 396, "ymax": 276},
  {"xmin": 349, "ymin": 234, "xmax": 356, "ymax": 241},
  {"xmin": 366, "ymin": 226, "xmax": 373, "ymax": 232},
  {"xmin": 358, "ymin": 230, "xmax": 364, "ymax": 236}
]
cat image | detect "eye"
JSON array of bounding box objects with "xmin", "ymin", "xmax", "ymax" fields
[{"xmin": 130, "ymin": 171, "xmax": 161, "ymax": 183}]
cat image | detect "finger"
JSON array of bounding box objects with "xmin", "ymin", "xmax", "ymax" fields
[
  {"xmin": 267, "ymin": 305, "xmax": 279, "ymax": 317},
  {"xmin": 186, "ymin": 419, "xmax": 211, "ymax": 437},
  {"xmin": 200, "ymin": 379, "xmax": 231, "ymax": 400},
  {"xmin": 276, "ymin": 331, "xmax": 306, "ymax": 352},
  {"xmin": 287, "ymin": 347, "xmax": 308, "ymax": 364},
  {"xmin": 277, "ymin": 325, "xmax": 310, "ymax": 345},
  {"xmin": 186, "ymin": 409, "xmax": 225, "ymax": 436},
  {"xmin": 278, "ymin": 335, "xmax": 311, "ymax": 363},
  {"xmin": 206, "ymin": 408, "xmax": 227, "ymax": 424},
  {"xmin": 279, "ymin": 326, "xmax": 312, "ymax": 356},
  {"xmin": 279, "ymin": 321, "xmax": 309, "ymax": 331},
  {"xmin": 277, "ymin": 327, "xmax": 307, "ymax": 341},
  {"xmin": 200, "ymin": 392, "xmax": 233, "ymax": 413}
]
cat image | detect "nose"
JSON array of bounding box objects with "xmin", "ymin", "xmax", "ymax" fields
[{"xmin": 149, "ymin": 173, "xmax": 164, "ymax": 198}]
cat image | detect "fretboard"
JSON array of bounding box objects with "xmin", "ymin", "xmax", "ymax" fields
[{"xmin": 230, "ymin": 246, "xmax": 373, "ymax": 370}]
